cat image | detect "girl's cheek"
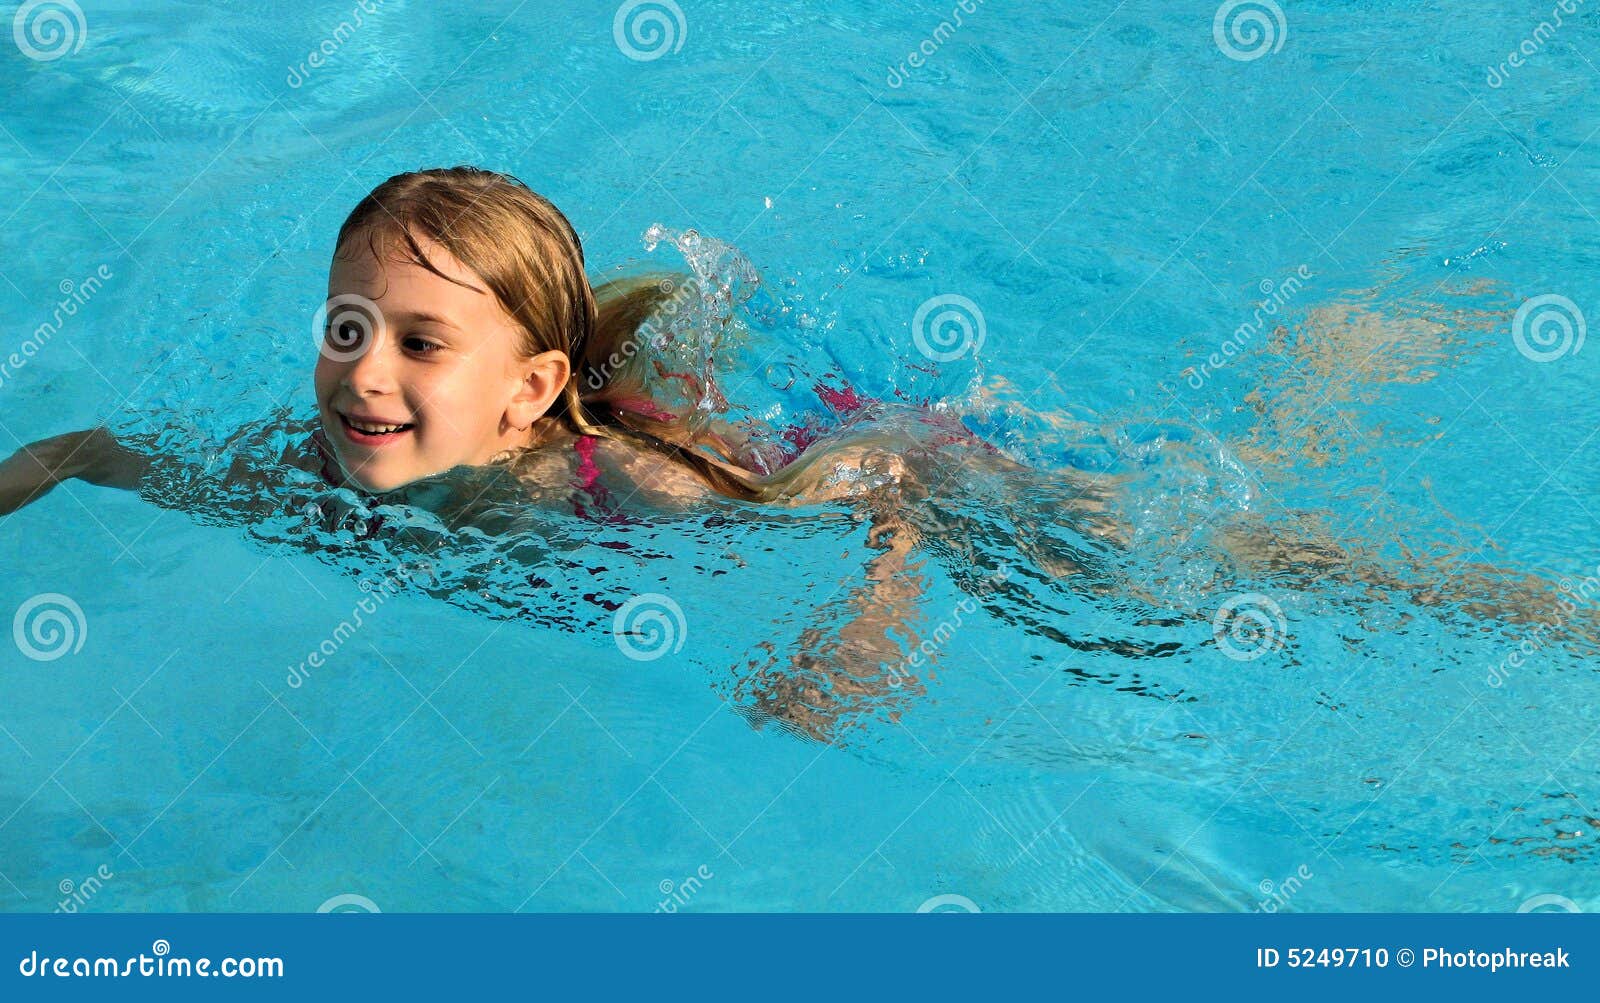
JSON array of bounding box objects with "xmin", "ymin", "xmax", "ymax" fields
[{"xmin": 312, "ymin": 360, "xmax": 337, "ymax": 396}]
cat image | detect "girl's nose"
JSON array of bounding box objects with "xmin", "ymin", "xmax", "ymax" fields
[{"xmin": 341, "ymin": 333, "xmax": 397, "ymax": 395}]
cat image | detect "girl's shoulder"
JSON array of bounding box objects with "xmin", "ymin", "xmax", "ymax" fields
[
  {"xmin": 501, "ymin": 436, "xmax": 582, "ymax": 492},
  {"xmin": 501, "ymin": 405, "xmax": 997, "ymax": 512},
  {"xmin": 575, "ymin": 419, "xmax": 933, "ymax": 509},
  {"xmin": 498, "ymin": 431, "xmax": 713, "ymax": 511},
  {"xmin": 588, "ymin": 434, "xmax": 717, "ymax": 505}
]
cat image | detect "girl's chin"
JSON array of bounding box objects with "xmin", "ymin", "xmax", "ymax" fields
[{"xmin": 333, "ymin": 454, "xmax": 416, "ymax": 494}]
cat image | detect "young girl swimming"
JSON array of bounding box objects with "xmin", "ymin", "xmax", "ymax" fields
[
  {"xmin": 0, "ymin": 167, "xmax": 1590, "ymax": 742},
  {"xmin": 0, "ymin": 169, "xmax": 889, "ymax": 515},
  {"xmin": 0, "ymin": 166, "xmax": 953, "ymax": 517},
  {"xmin": 0, "ymin": 166, "xmax": 1010, "ymax": 738}
]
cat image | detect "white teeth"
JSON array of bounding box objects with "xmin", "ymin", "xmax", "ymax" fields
[{"xmin": 346, "ymin": 417, "xmax": 410, "ymax": 434}]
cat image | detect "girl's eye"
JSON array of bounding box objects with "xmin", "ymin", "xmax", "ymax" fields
[{"xmin": 403, "ymin": 336, "xmax": 442, "ymax": 355}]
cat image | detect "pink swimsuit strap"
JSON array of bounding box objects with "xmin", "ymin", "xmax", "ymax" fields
[
  {"xmin": 573, "ymin": 433, "xmax": 603, "ymax": 493},
  {"xmin": 571, "ymin": 433, "xmax": 624, "ymax": 522}
]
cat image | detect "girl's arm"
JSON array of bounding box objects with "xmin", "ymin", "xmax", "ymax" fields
[
  {"xmin": 737, "ymin": 502, "xmax": 929, "ymax": 743},
  {"xmin": 0, "ymin": 428, "xmax": 149, "ymax": 516},
  {"xmin": 735, "ymin": 448, "xmax": 934, "ymax": 742}
]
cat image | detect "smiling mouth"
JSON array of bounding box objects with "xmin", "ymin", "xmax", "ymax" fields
[{"xmin": 338, "ymin": 412, "xmax": 416, "ymax": 446}]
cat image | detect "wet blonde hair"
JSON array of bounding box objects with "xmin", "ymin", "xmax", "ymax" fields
[{"xmin": 335, "ymin": 166, "xmax": 771, "ymax": 500}]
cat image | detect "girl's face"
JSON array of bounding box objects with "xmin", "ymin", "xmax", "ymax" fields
[{"xmin": 313, "ymin": 232, "xmax": 569, "ymax": 492}]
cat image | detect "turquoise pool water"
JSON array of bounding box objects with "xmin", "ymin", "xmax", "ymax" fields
[{"xmin": 2, "ymin": 0, "xmax": 1600, "ymax": 912}]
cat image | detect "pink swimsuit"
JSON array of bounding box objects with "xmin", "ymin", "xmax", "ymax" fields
[{"xmin": 570, "ymin": 433, "xmax": 616, "ymax": 520}]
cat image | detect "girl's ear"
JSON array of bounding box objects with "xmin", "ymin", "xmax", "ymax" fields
[{"xmin": 506, "ymin": 349, "xmax": 571, "ymax": 429}]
